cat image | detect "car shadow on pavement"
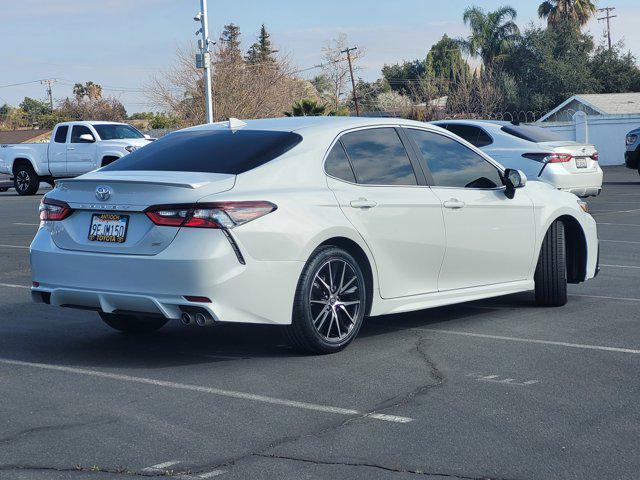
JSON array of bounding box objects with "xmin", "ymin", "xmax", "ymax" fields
[{"xmin": 0, "ymin": 292, "xmax": 535, "ymax": 369}]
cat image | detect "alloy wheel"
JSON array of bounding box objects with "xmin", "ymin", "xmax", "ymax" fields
[
  {"xmin": 309, "ymin": 258, "xmax": 362, "ymax": 343},
  {"xmin": 16, "ymin": 171, "xmax": 30, "ymax": 192}
]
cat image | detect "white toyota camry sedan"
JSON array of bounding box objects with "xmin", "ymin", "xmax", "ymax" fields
[{"xmin": 31, "ymin": 117, "xmax": 599, "ymax": 354}]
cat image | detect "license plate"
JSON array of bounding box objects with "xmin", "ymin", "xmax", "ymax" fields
[
  {"xmin": 575, "ymin": 157, "xmax": 588, "ymax": 168},
  {"xmin": 88, "ymin": 213, "xmax": 129, "ymax": 243}
]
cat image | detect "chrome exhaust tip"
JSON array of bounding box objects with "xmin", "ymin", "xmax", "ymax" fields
[
  {"xmin": 195, "ymin": 312, "xmax": 214, "ymax": 327},
  {"xmin": 181, "ymin": 312, "xmax": 194, "ymax": 326}
]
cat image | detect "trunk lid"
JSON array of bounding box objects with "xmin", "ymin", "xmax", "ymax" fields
[{"xmin": 48, "ymin": 170, "xmax": 235, "ymax": 255}]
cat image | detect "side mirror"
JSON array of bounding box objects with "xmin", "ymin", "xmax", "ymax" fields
[
  {"xmin": 144, "ymin": 134, "xmax": 151, "ymax": 139},
  {"xmin": 504, "ymin": 169, "xmax": 527, "ymax": 199},
  {"xmin": 78, "ymin": 133, "xmax": 95, "ymax": 143}
]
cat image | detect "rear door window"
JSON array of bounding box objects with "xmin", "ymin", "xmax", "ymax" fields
[
  {"xmin": 102, "ymin": 129, "xmax": 303, "ymax": 174},
  {"xmin": 54, "ymin": 126, "xmax": 69, "ymax": 143},
  {"xmin": 407, "ymin": 128, "xmax": 503, "ymax": 189},
  {"xmin": 340, "ymin": 128, "xmax": 417, "ymax": 186},
  {"xmin": 325, "ymin": 142, "xmax": 356, "ymax": 183}
]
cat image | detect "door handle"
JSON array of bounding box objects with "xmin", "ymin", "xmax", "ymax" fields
[
  {"xmin": 443, "ymin": 198, "xmax": 466, "ymax": 209},
  {"xmin": 67, "ymin": 146, "xmax": 75, "ymax": 150},
  {"xmin": 350, "ymin": 198, "xmax": 377, "ymax": 209}
]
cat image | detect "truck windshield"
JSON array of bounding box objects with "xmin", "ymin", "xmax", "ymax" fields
[{"xmin": 93, "ymin": 124, "xmax": 144, "ymax": 140}]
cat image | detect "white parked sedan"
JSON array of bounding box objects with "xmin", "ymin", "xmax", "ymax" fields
[
  {"xmin": 432, "ymin": 120, "xmax": 603, "ymax": 197},
  {"xmin": 31, "ymin": 117, "xmax": 599, "ymax": 353}
]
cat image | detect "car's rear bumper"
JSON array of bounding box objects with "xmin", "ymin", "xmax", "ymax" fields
[
  {"xmin": 542, "ymin": 165, "xmax": 603, "ymax": 198},
  {"xmin": 625, "ymin": 150, "xmax": 639, "ymax": 170},
  {"xmin": 30, "ymin": 227, "xmax": 303, "ymax": 325}
]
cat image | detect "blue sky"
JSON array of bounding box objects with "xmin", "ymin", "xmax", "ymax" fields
[{"xmin": 1, "ymin": 0, "xmax": 639, "ymax": 113}]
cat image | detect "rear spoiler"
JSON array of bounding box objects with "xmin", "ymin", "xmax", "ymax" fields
[{"xmin": 55, "ymin": 178, "xmax": 212, "ymax": 189}]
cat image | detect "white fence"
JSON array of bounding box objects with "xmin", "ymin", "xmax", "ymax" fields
[{"xmin": 536, "ymin": 112, "xmax": 640, "ymax": 166}]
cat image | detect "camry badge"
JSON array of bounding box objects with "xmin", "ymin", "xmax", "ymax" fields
[{"xmin": 95, "ymin": 186, "xmax": 112, "ymax": 201}]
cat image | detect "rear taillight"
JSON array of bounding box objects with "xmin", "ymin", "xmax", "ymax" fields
[
  {"xmin": 591, "ymin": 152, "xmax": 599, "ymax": 162},
  {"xmin": 522, "ymin": 153, "xmax": 573, "ymax": 163},
  {"xmin": 145, "ymin": 201, "xmax": 277, "ymax": 229},
  {"xmin": 39, "ymin": 198, "xmax": 73, "ymax": 221}
]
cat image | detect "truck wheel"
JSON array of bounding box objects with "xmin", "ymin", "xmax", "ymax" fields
[
  {"xmin": 534, "ymin": 221, "xmax": 568, "ymax": 307},
  {"xmin": 99, "ymin": 312, "xmax": 168, "ymax": 334},
  {"xmin": 13, "ymin": 164, "xmax": 40, "ymax": 195}
]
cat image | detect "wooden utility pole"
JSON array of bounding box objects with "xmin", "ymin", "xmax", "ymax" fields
[
  {"xmin": 41, "ymin": 79, "xmax": 56, "ymax": 111},
  {"xmin": 597, "ymin": 7, "xmax": 617, "ymax": 50},
  {"xmin": 341, "ymin": 46, "xmax": 360, "ymax": 117}
]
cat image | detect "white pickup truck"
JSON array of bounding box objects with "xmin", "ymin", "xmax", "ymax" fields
[{"xmin": 0, "ymin": 121, "xmax": 153, "ymax": 195}]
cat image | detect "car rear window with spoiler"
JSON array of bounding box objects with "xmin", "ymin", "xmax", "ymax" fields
[{"xmin": 101, "ymin": 129, "xmax": 303, "ymax": 174}]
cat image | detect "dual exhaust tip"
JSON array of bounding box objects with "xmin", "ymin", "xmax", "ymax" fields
[{"xmin": 181, "ymin": 310, "xmax": 214, "ymax": 327}]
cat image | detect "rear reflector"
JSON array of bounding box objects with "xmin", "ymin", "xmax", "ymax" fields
[
  {"xmin": 39, "ymin": 198, "xmax": 73, "ymax": 221},
  {"xmin": 145, "ymin": 201, "xmax": 276, "ymax": 229},
  {"xmin": 32, "ymin": 281, "xmax": 40, "ymax": 287},
  {"xmin": 591, "ymin": 152, "xmax": 599, "ymax": 161},
  {"xmin": 184, "ymin": 296, "xmax": 212, "ymax": 303}
]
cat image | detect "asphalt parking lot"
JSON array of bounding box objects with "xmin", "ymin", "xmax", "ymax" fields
[{"xmin": 0, "ymin": 166, "xmax": 639, "ymax": 480}]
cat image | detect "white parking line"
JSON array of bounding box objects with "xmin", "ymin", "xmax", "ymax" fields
[
  {"xmin": 0, "ymin": 358, "xmax": 413, "ymax": 423},
  {"xmin": 598, "ymin": 222, "xmax": 640, "ymax": 227},
  {"xmin": 600, "ymin": 239, "xmax": 640, "ymax": 245},
  {"xmin": 570, "ymin": 293, "xmax": 640, "ymax": 303},
  {"xmin": 592, "ymin": 208, "xmax": 640, "ymax": 216},
  {"xmin": 0, "ymin": 244, "xmax": 29, "ymax": 249},
  {"xmin": 142, "ymin": 461, "xmax": 181, "ymax": 472},
  {"xmin": 0, "ymin": 283, "xmax": 29, "ymax": 289},
  {"xmin": 415, "ymin": 328, "xmax": 640, "ymax": 354},
  {"xmin": 601, "ymin": 263, "xmax": 640, "ymax": 270},
  {"xmin": 196, "ymin": 471, "xmax": 226, "ymax": 478},
  {"xmin": 12, "ymin": 222, "xmax": 39, "ymax": 226}
]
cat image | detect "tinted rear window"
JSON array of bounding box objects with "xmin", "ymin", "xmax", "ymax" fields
[
  {"xmin": 501, "ymin": 124, "xmax": 562, "ymax": 143},
  {"xmin": 102, "ymin": 129, "xmax": 303, "ymax": 174},
  {"xmin": 443, "ymin": 124, "xmax": 493, "ymax": 148}
]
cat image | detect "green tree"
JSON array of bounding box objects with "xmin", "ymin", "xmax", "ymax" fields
[
  {"xmin": 459, "ymin": 6, "xmax": 520, "ymax": 70},
  {"xmin": 538, "ymin": 0, "xmax": 598, "ymax": 27},
  {"xmin": 382, "ymin": 59, "xmax": 433, "ymax": 99},
  {"xmin": 246, "ymin": 24, "xmax": 277, "ymax": 64},
  {"xmin": 502, "ymin": 18, "xmax": 598, "ymax": 114},
  {"xmin": 427, "ymin": 34, "xmax": 470, "ymax": 83},
  {"xmin": 219, "ymin": 23, "xmax": 242, "ymax": 62},
  {"xmin": 590, "ymin": 43, "xmax": 640, "ymax": 93},
  {"xmin": 19, "ymin": 97, "xmax": 52, "ymax": 118},
  {"xmin": 73, "ymin": 81, "xmax": 103, "ymax": 101},
  {"xmin": 284, "ymin": 99, "xmax": 327, "ymax": 116}
]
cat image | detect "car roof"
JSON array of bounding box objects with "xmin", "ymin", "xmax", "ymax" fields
[{"xmin": 182, "ymin": 116, "xmax": 442, "ymax": 136}]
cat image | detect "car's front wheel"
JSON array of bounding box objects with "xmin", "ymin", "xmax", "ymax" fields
[
  {"xmin": 286, "ymin": 246, "xmax": 367, "ymax": 354},
  {"xmin": 534, "ymin": 220, "xmax": 568, "ymax": 307},
  {"xmin": 99, "ymin": 312, "xmax": 168, "ymax": 334}
]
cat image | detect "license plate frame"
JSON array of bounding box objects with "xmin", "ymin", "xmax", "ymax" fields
[
  {"xmin": 575, "ymin": 157, "xmax": 588, "ymax": 169},
  {"xmin": 88, "ymin": 213, "xmax": 129, "ymax": 243}
]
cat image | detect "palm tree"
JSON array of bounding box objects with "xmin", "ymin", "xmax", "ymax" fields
[
  {"xmin": 284, "ymin": 99, "xmax": 326, "ymax": 117},
  {"xmin": 538, "ymin": 0, "xmax": 598, "ymax": 27},
  {"xmin": 458, "ymin": 6, "xmax": 520, "ymax": 70}
]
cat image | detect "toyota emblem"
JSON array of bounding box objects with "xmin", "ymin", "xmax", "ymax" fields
[{"xmin": 95, "ymin": 186, "xmax": 112, "ymax": 201}]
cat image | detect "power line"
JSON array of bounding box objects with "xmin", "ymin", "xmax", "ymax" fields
[{"xmin": 597, "ymin": 7, "xmax": 617, "ymax": 50}]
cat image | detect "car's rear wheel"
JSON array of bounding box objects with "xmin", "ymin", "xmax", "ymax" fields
[
  {"xmin": 13, "ymin": 164, "xmax": 40, "ymax": 196},
  {"xmin": 99, "ymin": 312, "xmax": 168, "ymax": 334},
  {"xmin": 286, "ymin": 246, "xmax": 366, "ymax": 354},
  {"xmin": 534, "ymin": 220, "xmax": 568, "ymax": 307}
]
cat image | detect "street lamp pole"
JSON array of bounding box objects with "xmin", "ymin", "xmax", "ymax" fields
[{"xmin": 197, "ymin": 0, "xmax": 214, "ymax": 123}]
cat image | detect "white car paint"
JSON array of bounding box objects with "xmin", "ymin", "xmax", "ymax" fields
[
  {"xmin": 432, "ymin": 120, "xmax": 604, "ymax": 197},
  {"xmin": 30, "ymin": 117, "xmax": 599, "ymax": 331},
  {"xmin": 0, "ymin": 121, "xmax": 152, "ymax": 179}
]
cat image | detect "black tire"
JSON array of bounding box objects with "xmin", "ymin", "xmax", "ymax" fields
[
  {"xmin": 534, "ymin": 221, "xmax": 568, "ymax": 307},
  {"xmin": 13, "ymin": 164, "xmax": 40, "ymax": 196},
  {"xmin": 99, "ymin": 312, "xmax": 168, "ymax": 334},
  {"xmin": 285, "ymin": 246, "xmax": 367, "ymax": 354},
  {"xmin": 0, "ymin": 187, "xmax": 8, "ymax": 192}
]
